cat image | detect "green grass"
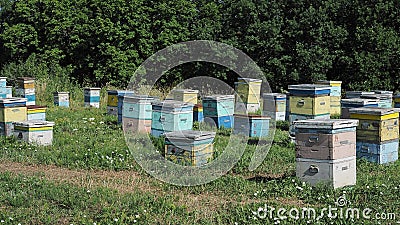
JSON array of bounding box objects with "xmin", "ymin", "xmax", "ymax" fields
[{"xmin": 0, "ymin": 96, "xmax": 400, "ymax": 224}]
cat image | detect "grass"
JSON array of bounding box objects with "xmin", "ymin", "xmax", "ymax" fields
[{"xmin": 0, "ymin": 90, "xmax": 400, "ymax": 224}]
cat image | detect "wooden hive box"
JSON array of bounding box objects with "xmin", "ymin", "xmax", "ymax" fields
[
  {"xmin": 16, "ymin": 77, "xmax": 35, "ymax": 89},
  {"xmin": 13, "ymin": 120, "xmax": 55, "ymax": 146},
  {"xmin": 235, "ymin": 78, "xmax": 262, "ymax": 104},
  {"xmin": 53, "ymin": 92, "xmax": 69, "ymax": 107},
  {"xmin": 164, "ymin": 130, "xmax": 215, "ymax": 167},
  {"xmin": 202, "ymin": 95, "xmax": 234, "ymax": 117},
  {"xmin": 289, "ymin": 95, "xmax": 331, "ymax": 116},
  {"xmin": 288, "ymin": 84, "xmax": 331, "ymax": 97},
  {"xmin": 233, "ymin": 114, "xmax": 270, "ymax": 138},
  {"xmin": 293, "ymin": 119, "xmax": 358, "ymax": 160},
  {"xmin": 349, "ymin": 108, "xmax": 399, "ymax": 143},
  {"xmin": 341, "ymin": 98, "xmax": 379, "ymax": 119},
  {"xmin": 315, "ymin": 80, "xmax": 342, "ymax": 97},
  {"xmin": 151, "ymin": 100, "xmax": 194, "ymax": 137},
  {"xmin": 193, "ymin": 104, "xmax": 204, "ymax": 122},
  {"xmin": 122, "ymin": 95, "xmax": 157, "ymax": 120},
  {"xmin": 172, "ymin": 89, "xmax": 199, "ymax": 104},
  {"xmin": 0, "ymin": 77, "xmax": 6, "ymax": 88},
  {"xmin": 0, "ymin": 122, "xmax": 14, "ymax": 136},
  {"xmin": 296, "ymin": 156, "xmax": 356, "ymax": 189},
  {"xmin": 27, "ymin": 105, "xmax": 46, "ymax": 121},
  {"xmin": 0, "ymin": 98, "xmax": 27, "ymax": 123},
  {"xmin": 84, "ymin": 87, "xmax": 101, "ymax": 108},
  {"xmin": 356, "ymin": 139, "xmax": 398, "ymax": 164},
  {"xmin": 288, "ymin": 113, "xmax": 330, "ymax": 136},
  {"xmin": 122, "ymin": 117, "xmax": 152, "ymax": 134}
]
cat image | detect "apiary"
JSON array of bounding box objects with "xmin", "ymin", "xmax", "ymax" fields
[
  {"xmin": 233, "ymin": 114, "xmax": 270, "ymax": 137},
  {"xmin": 293, "ymin": 119, "xmax": 358, "ymax": 160},
  {"xmin": 151, "ymin": 100, "xmax": 194, "ymax": 137},
  {"xmin": 164, "ymin": 130, "xmax": 215, "ymax": 167},
  {"xmin": 13, "ymin": 120, "xmax": 55, "ymax": 146},
  {"xmin": 193, "ymin": 104, "xmax": 204, "ymax": 122},
  {"xmin": 84, "ymin": 87, "xmax": 101, "ymax": 108},
  {"xmin": 262, "ymin": 93, "xmax": 286, "ymax": 121},
  {"xmin": 296, "ymin": 156, "xmax": 356, "ymax": 189},
  {"xmin": 53, "ymin": 92, "xmax": 69, "ymax": 107},
  {"xmin": 172, "ymin": 89, "xmax": 199, "ymax": 104},
  {"xmin": 27, "ymin": 105, "xmax": 46, "ymax": 121}
]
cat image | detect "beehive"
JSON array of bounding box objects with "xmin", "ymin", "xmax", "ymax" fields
[
  {"xmin": 289, "ymin": 95, "xmax": 331, "ymax": 116},
  {"xmin": 27, "ymin": 105, "xmax": 46, "ymax": 121},
  {"xmin": 53, "ymin": 92, "xmax": 70, "ymax": 107},
  {"xmin": 15, "ymin": 77, "xmax": 35, "ymax": 105},
  {"xmin": 122, "ymin": 95, "xmax": 157, "ymax": 134},
  {"xmin": 296, "ymin": 156, "xmax": 356, "ymax": 189},
  {"xmin": 193, "ymin": 104, "xmax": 204, "ymax": 122},
  {"xmin": 0, "ymin": 78, "xmax": 6, "ymax": 99},
  {"xmin": 13, "ymin": 120, "xmax": 55, "ymax": 146},
  {"xmin": 233, "ymin": 114, "xmax": 270, "ymax": 137},
  {"xmin": 345, "ymin": 91, "xmax": 375, "ymax": 99},
  {"xmin": 172, "ymin": 89, "xmax": 199, "ymax": 104},
  {"xmin": 356, "ymin": 140, "xmax": 398, "ymax": 164},
  {"xmin": 394, "ymin": 93, "xmax": 400, "ymax": 108},
  {"xmin": 0, "ymin": 98, "xmax": 27, "ymax": 123},
  {"xmin": 84, "ymin": 87, "xmax": 101, "ymax": 108},
  {"xmin": 289, "ymin": 114, "xmax": 330, "ymax": 135},
  {"xmin": 203, "ymin": 95, "xmax": 234, "ymax": 117},
  {"xmin": 349, "ymin": 108, "xmax": 399, "ymax": 143},
  {"xmin": 288, "ymin": 84, "xmax": 331, "ymax": 97},
  {"xmin": 164, "ymin": 130, "xmax": 215, "ymax": 167},
  {"xmin": 151, "ymin": 100, "xmax": 194, "ymax": 137},
  {"xmin": 0, "ymin": 77, "xmax": 6, "ymax": 88},
  {"xmin": 315, "ymin": 80, "xmax": 342, "ymax": 116},
  {"xmin": 262, "ymin": 93, "xmax": 286, "ymax": 121},
  {"xmin": 107, "ymin": 90, "xmax": 135, "ymax": 107},
  {"xmin": 0, "ymin": 122, "xmax": 13, "ymax": 136},
  {"xmin": 235, "ymin": 78, "xmax": 262, "ymax": 104},
  {"xmin": 340, "ymin": 98, "xmax": 379, "ymax": 119},
  {"xmin": 117, "ymin": 92, "xmax": 136, "ymax": 123},
  {"xmin": 293, "ymin": 119, "xmax": 358, "ymax": 160}
]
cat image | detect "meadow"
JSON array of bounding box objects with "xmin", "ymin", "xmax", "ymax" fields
[{"xmin": 0, "ymin": 89, "xmax": 399, "ymax": 224}]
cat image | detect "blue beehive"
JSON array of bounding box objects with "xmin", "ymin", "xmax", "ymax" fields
[
  {"xmin": 288, "ymin": 84, "xmax": 331, "ymax": 96},
  {"xmin": 234, "ymin": 115, "xmax": 270, "ymax": 137},
  {"xmin": 122, "ymin": 95, "xmax": 158, "ymax": 120},
  {"xmin": 84, "ymin": 87, "xmax": 101, "ymax": 108},
  {"xmin": 0, "ymin": 77, "xmax": 6, "ymax": 99},
  {"xmin": 203, "ymin": 95, "xmax": 234, "ymax": 117},
  {"xmin": 115, "ymin": 91, "xmax": 135, "ymax": 123},
  {"xmin": 356, "ymin": 140, "xmax": 399, "ymax": 164},
  {"xmin": 193, "ymin": 104, "xmax": 204, "ymax": 122},
  {"xmin": 54, "ymin": 92, "xmax": 70, "ymax": 107},
  {"xmin": 151, "ymin": 100, "xmax": 194, "ymax": 137}
]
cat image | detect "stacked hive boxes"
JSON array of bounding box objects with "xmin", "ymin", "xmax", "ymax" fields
[
  {"xmin": 13, "ymin": 120, "xmax": 55, "ymax": 146},
  {"xmin": 345, "ymin": 91, "xmax": 375, "ymax": 99},
  {"xmin": 395, "ymin": 93, "xmax": 400, "ymax": 108},
  {"xmin": 53, "ymin": 92, "xmax": 70, "ymax": 107},
  {"xmin": 151, "ymin": 100, "xmax": 194, "ymax": 137},
  {"xmin": 27, "ymin": 105, "xmax": 46, "ymax": 121},
  {"xmin": 288, "ymin": 84, "xmax": 331, "ymax": 136},
  {"xmin": 15, "ymin": 77, "xmax": 35, "ymax": 106},
  {"xmin": 164, "ymin": 130, "xmax": 215, "ymax": 167},
  {"xmin": 193, "ymin": 104, "xmax": 204, "ymax": 122},
  {"xmin": 84, "ymin": 87, "xmax": 101, "ymax": 108},
  {"xmin": 203, "ymin": 95, "xmax": 234, "ymax": 129},
  {"xmin": 372, "ymin": 90, "xmax": 393, "ymax": 108},
  {"xmin": 172, "ymin": 89, "xmax": 199, "ymax": 104},
  {"xmin": 294, "ymin": 119, "xmax": 358, "ymax": 188},
  {"xmin": 235, "ymin": 78, "xmax": 262, "ymax": 113},
  {"xmin": 122, "ymin": 95, "xmax": 157, "ymax": 134},
  {"xmin": 107, "ymin": 90, "xmax": 134, "ymax": 116},
  {"xmin": 117, "ymin": 91, "xmax": 135, "ymax": 124},
  {"xmin": 315, "ymin": 80, "xmax": 342, "ymax": 116},
  {"xmin": 0, "ymin": 77, "xmax": 6, "ymax": 98},
  {"xmin": 341, "ymin": 99, "xmax": 379, "ymax": 119},
  {"xmin": 0, "ymin": 98, "xmax": 27, "ymax": 136},
  {"xmin": 262, "ymin": 93, "xmax": 286, "ymax": 121},
  {"xmin": 350, "ymin": 108, "xmax": 399, "ymax": 164},
  {"xmin": 233, "ymin": 114, "xmax": 270, "ymax": 138}
]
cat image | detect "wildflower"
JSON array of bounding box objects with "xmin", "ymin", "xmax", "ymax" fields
[
  {"xmin": 89, "ymin": 118, "xmax": 95, "ymax": 121},
  {"xmin": 134, "ymin": 220, "xmax": 137, "ymax": 223},
  {"xmin": 135, "ymin": 215, "xmax": 139, "ymax": 218},
  {"xmin": 114, "ymin": 218, "xmax": 118, "ymax": 222}
]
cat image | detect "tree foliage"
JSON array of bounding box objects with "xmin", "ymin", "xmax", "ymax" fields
[{"xmin": 0, "ymin": 0, "xmax": 399, "ymax": 92}]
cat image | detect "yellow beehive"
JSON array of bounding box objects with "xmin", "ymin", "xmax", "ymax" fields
[
  {"xmin": 0, "ymin": 107, "xmax": 27, "ymax": 122},
  {"xmin": 289, "ymin": 95, "xmax": 330, "ymax": 116},
  {"xmin": 235, "ymin": 78, "xmax": 262, "ymax": 104},
  {"xmin": 172, "ymin": 89, "xmax": 199, "ymax": 104}
]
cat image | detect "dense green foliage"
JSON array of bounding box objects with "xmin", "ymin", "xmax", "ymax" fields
[{"xmin": 1, "ymin": 0, "xmax": 400, "ymax": 91}]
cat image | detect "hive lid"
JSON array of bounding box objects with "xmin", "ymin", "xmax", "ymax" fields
[
  {"xmin": 84, "ymin": 87, "xmax": 101, "ymax": 90},
  {"xmin": 172, "ymin": 89, "xmax": 199, "ymax": 94},
  {"xmin": 315, "ymin": 80, "xmax": 342, "ymax": 85},
  {"xmin": 203, "ymin": 95, "xmax": 234, "ymax": 101},
  {"xmin": 348, "ymin": 107, "xmax": 398, "ymax": 116},
  {"xmin": 373, "ymin": 90, "xmax": 393, "ymax": 95},
  {"xmin": 152, "ymin": 100, "xmax": 194, "ymax": 108},
  {"xmin": 14, "ymin": 120, "xmax": 55, "ymax": 127},
  {"xmin": 237, "ymin": 78, "xmax": 262, "ymax": 83},
  {"xmin": 288, "ymin": 84, "xmax": 331, "ymax": 90},
  {"xmin": 0, "ymin": 77, "xmax": 6, "ymax": 80},
  {"xmin": 53, "ymin": 91, "xmax": 69, "ymax": 94},
  {"xmin": 0, "ymin": 97, "xmax": 27, "ymax": 104},
  {"xmin": 341, "ymin": 98, "xmax": 379, "ymax": 105},
  {"xmin": 165, "ymin": 130, "xmax": 215, "ymax": 141},
  {"xmin": 293, "ymin": 119, "xmax": 359, "ymax": 129},
  {"xmin": 262, "ymin": 93, "xmax": 286, "ymax": 99},
  {"xmin": 107, "ymin": 90, "xmax": 135, "ymax": 95}
]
